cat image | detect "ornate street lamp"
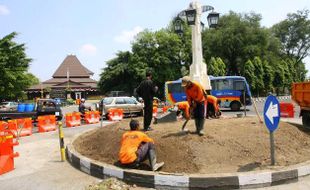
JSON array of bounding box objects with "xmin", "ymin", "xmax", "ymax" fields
[
  {"xmin": 174, "ymin": 1, "xmax": 220, "ymax": 91},
  {"xmin": 185, "ymin": 8, "xmax": 196, "ymax": 25},
  {"xmin": 207, "ymin": 11, "xmax": 220, "ymax": 28},
  {"xmin": 174, "ymin": 16, "xmax": 184, "ymax": 35}
]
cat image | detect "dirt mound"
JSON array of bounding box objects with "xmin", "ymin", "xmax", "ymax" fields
[{"xmin": 73, "ymin": 116, "xmax": 310, "ymax": 174}]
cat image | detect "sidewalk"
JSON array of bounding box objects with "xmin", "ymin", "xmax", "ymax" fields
[{"xmin": 0, "ymin": 123, "xmax": 110, "ymax": 190}]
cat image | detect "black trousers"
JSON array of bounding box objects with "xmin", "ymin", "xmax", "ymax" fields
[{"xmin": 143, "ymin": 100, "xmax": 153, "ymax": 130}]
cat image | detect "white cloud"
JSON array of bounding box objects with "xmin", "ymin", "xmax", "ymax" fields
[
  {"xmin": 0, "ymin": 5, "xmax": 10, "ymax": 15},
  {"xmin": 79, "ymin": 44, "xmax": 97, "ymax": 56},
  {"xmin": 114, "ymin": 26, "xmax": 144, "ymax": 44}
]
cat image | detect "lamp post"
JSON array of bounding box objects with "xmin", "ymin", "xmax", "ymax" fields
[{"xmin": 174, "ymin": 1, "xmax": 219, "ymax": 90}]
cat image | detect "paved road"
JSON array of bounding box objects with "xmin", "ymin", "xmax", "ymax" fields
[
  {"xmin": 0, "ymin": 122, "xmax": 109, "ymax": 190},
  {"xmin": 1, "ymin": 100, "xmax": 308, "ymax": 190}
]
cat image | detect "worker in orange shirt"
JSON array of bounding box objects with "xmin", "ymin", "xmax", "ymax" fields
[
  {"xmin": 119, "ymin": 119, "xmax": 164, "ymax": 171},
  {"xmin": 207, "ymin": 95, "xmax": 221, "ymax": 118},
  {"xmin": 181, "ymin": 76, "xmax": 207, "ymax": 136},
  {"xmin": 175, "ymin": 101, "xmax": 190, "ymax": 120}
]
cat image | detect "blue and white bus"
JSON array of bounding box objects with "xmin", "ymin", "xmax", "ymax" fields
[{"xmin": 165, "ymin": 76, "xmax": 252, "ymax": 111}]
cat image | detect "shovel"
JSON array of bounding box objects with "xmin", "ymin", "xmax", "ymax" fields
[{"xmin": 181, "ymin": 119, "xmax": 189, "ymax": 132}]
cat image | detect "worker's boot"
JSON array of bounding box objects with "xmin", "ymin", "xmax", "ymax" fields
[
  {"xmin": 198, "ymin": 118, "xmax": 205, "ymax": 136},
  {"xmin": 148, "ymin": 149, "xmax": 164, "ymax": 171},
  {"xmin": 195, "ymin": 119, "xmax": 200, "ymax": 134}
]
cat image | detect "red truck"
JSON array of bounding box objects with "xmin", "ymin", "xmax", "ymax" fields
[{"xmin": 291, "ymin": 81, "xmax": 310, "ymax": 128}]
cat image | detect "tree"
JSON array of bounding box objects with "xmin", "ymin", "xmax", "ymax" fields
[
  {"xmin": 131, "ymin": 30, "xmax": 184, "ymax": 98},
  {"xmin": 26, "ymin": 73, "xmax": 40, "ymax": 86},
  {"xmin": 271, "ymin": 9, "xmax": 310, "ymax": 81},
  {"xmin": 262, "ymin": 60, "xmax": 274, "ymax": 95},
  {"xmin": 207, "ymin": 57, "xmax": 226, "ymax": 76},
  {"xmin": 252, "ymin": 57, "xmax": 264, "ymax": 96},
  {"xmin": 272, "ymin": 64, "xmax": 285, "ymax": 96},
  {"xmin": 0, "ymin": 32, "xmax": 32, "ymax": 100},
  {"xmin": 243, "ymin": 60, "xmax": 256, "ymax": 94},
  {"xmin": 98, "ymin": 51, "xmax": 142, "ymax": 95},
  {"xmin": 202, "ymin": 11, "xmax": 278, "ymax": 76}
]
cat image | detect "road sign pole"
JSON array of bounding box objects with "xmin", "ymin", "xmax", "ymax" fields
[
  {"xmin": 270, "ymin": 132, "xmax": 275, "ymax": 165},
  {"xmin": 263, "ymin": 95, "xmax": 280, "ymax": 166}
]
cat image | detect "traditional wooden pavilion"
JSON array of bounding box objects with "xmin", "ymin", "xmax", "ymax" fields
[{"xmin": 27, "ymin": 55, "xmax": 99, "ymax": 100}]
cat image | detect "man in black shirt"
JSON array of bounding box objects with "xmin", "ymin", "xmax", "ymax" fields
[{"xmin": 136, "ymin": 71, "xmax": 158, "ymax": 131}]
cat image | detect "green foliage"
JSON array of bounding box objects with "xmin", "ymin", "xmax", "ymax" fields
[
  {"xmin": 99, "ymin": 29, "xmax": 185, "ymax": 99},
  {"xmin": 271, "ymin": 9, "xmax": 310, "ymax": 81},
  {"xmin": 0, "ymin": 32, "xmax": 33, "ymax": 100},
  {"xmin": 243, "ymin": 59, "xmax": 256, "ymax": 91},
  {"xmin": 98, "ymin": 9, "xmax": 310, "ymax": 98},
  {"xmin": 202, "ymin": 11, "xmax": 272, "ymax": 76},
  {"xmin": 252, "ymin": 57, "xmax": 264, "ymax": 95},
  {"xmin": 207, "ymin": 57, "xmax": 226, "ymax": 76},
  {"xmin": 262, "ymin": 60, "xmax": 274, "ymax": 94}
]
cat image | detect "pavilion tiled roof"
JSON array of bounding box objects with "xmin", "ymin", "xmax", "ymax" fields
[
  {"xmin": 52, "ymin": 55, "xmax": 94, "ymax": 78},
  {"xmin": 43, "ymin": 78, "xmax": 97, "ymax": 84},
  {"xmin": 27, "ymin": 55, "xmax": 98, "ymax": 92}
]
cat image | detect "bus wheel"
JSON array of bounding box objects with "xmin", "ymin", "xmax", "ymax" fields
[{"xmin": 230, "ymin": 101, "xmax": 241, "ymax": 111}]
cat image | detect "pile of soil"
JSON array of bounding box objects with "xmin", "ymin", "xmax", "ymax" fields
[{"xmin": 73, "ymin": 116, "xmax": 310, "ymax": 174}]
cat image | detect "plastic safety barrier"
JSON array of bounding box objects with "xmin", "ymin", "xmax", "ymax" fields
[
  {"xmin": 280, "ymin": 102, "xmax": 294, "ymax": 118},
  {"xmin": 108, "ymin": 108, "xmax": 124, "ymax": 121},
  {"xmin": 0, "ymin": 133, "xmax": 19, "ymax": 175},
  {"xmin": 7, "ymin": 118, "xmax": 33, "ymax": 137},
  {"xmin": 0, "ymin": 121, "xmax": 8, "ymax": 133},
  {"xmin": 84, "ymin": 111, "xmax": 100, "ymax": 124},
  {"xmin": 37, "ymin": 115, "xmax": 57, "ymax": 133},
  {"xmin": 65, "ymin": 112, "xmax": 81, "ymax": 127}
]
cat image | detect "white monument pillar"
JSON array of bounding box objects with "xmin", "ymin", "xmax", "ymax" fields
[{"xmin": 189, "ymin": 1, "xmax": 211, "ymax": 90}]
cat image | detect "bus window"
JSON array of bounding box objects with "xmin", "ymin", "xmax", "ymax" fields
[
  {"xmin": 211, "ymin": 80, "xmax": 216, "ymax": 90},
  {"xmin": 216, "ymin": 79, "xmax": 234, "ymax": 90},
  {"xmin": 167, "ymin": 83, "xmax": 184, "ymax": 93},
  {"xmin": 234, "ymin": 80, "xmax": 245, "ymax": 91}
]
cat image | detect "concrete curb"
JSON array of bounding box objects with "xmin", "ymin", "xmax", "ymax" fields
[{"xmin": 66, "ymin": 130, "xmax": 310, "ymax": 189}]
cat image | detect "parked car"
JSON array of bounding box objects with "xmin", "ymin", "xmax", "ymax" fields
[
  {"xmin": 0, "ymin": 99, "xmax": 63, "ymax": 121},
  {"xmin": 0, "ymin": 101, "xmax": 18, "ymax": 111},
  {"xmin": 96, "ymin": 96, "xmax": 143, "ymax": 118},
  {"xmin": 54, "ymin": 98, "xmax": 67, "ymax": 106}
]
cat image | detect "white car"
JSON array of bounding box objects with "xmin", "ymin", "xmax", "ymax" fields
[
  {"xmin": 0, "ymin": 101, "xmax": 18, "ymax": 111},
  {"xmin": 96, "ymin": 96, "xmax": 144, "ymax": 117}
]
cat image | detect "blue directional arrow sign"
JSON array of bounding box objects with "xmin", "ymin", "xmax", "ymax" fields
[{"xmin": 264, "ymin": 95, "xmax": 280, "ymax": 132}]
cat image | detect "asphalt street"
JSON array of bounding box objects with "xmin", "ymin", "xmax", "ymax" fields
[{"xmin": 0, "ymin": 99, "xmax": 308, "ymax": 190}]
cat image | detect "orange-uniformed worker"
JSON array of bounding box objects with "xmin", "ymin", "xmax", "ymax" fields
[
  {"xmin": 175, "ymin": 101, "xmax": 190, "ymax": 120},
  {"xmin": 181, "ymin": 76, "xmax": 207, "ymax": 136},
  {"xmin": 119, "ymin": 120, "xmax": 164, "ymax": 171},
  {"xmin": 207, "ymin": 95, "xmax": 221, "ymax": 118}
]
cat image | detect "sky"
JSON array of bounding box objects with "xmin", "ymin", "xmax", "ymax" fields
[{"xmin": 0, "ymin": 0, "xmax": 309, "ymax": 82}]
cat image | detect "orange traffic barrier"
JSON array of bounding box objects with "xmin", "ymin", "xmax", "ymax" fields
[
  {"xmin": 65, "ymin": 112, "xmax": 81, "ymax": 127},
  {"xmin": 280, "ymin": 102, "xmax": 294, "ymax": 118},
  {"xmin": 0, "ymin": 133, "xmax": 19, "ymax": 175},
  {"xmin": 0, "ymin": 121, "xmax": 8, "ymax": 133},
  {"xmin": 84, "ymin": 111, "xmax": 100, "ymax": 124},
  {"xmin": 7, "ymin": 118, "xmax": 33, "ymax": 137},
  {"xmin": 108, "ymin": 108, "xmax": 124, "ymax": 121},
  {"xmin": 153, "ymin": 107, "xmax": 158, "ymax": 117},
  {"xmin": 37, "ymin": 115, "xmax": 57, "ymax": 133}
]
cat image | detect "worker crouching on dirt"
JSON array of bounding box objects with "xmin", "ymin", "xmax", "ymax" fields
[
  {"xmin": 207, "ymin": 95, "xmax": 221, "ymax": 118},
  {"xmin": 119, "ymin": 119, "xmax": 164, "ymax": 171},
  {"xmin": 175, "ymin": 101, "xmax": 190, "ymax": 120},
  {"xmin": 181, "ymin": 76, "xmax": 207, "ymax": 136}
]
